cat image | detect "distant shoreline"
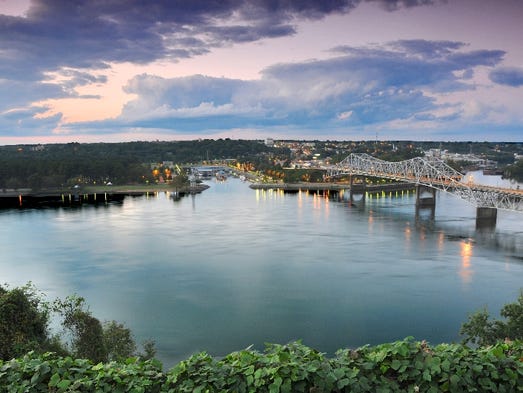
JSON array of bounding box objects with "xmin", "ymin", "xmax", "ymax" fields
[
  {"xmin": 249, "ymin": 182, "xmax": 415, "ymax": 192},
  {"xmin": 0, "ymin": 183, "xmax": 210, "ymax": 207},
  {"xmin": 0, "ymin": 183, "xmax": 209, "ymax": 198}
]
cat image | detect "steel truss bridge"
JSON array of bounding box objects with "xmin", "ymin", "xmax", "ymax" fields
[{"xmin": 328, "ymin": 153, "xmax": 523, "ymax": 213}]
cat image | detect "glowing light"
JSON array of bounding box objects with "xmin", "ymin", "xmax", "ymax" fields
[{"xmin": 459, "ymin": 240, "xmax": 474, "ymax": 284}]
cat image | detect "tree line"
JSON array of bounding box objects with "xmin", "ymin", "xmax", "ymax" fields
[{"xmin": 0, "ymin": 140, "xmax": 282, "ymax": 190}]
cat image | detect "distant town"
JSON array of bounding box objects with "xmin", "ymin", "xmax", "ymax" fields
[{"xmin": 268, "ymin": 139, "xmax": 523, "ymax": 173}]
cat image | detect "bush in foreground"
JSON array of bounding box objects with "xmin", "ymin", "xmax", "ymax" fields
[
  {"xmin": 1, "ymin": 338, "xmax": 521, "ymax": 392},
  {"xmin": 0, "ymin": 285, "xmax": 156, "ymax": 364},
  {"xmin": 461, "ymin": 291, "xmax": 523, "ymax": 346}
]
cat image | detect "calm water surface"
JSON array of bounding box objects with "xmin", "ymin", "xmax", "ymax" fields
[{"xmin": 1, "ymin": 173, "xmax": 522, "ymax": 366}]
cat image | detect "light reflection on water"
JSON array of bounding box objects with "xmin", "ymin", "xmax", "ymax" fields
[{"xmin": 0, "ymin": 177, "xmax": 522, "ymax": 367}]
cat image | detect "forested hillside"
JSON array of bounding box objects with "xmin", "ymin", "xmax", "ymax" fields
[{"xmin": 0, "ymin": 140, "xmax": 281, "ymax": 189}]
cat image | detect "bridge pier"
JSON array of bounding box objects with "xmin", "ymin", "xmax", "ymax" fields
[
  {"xmin": 415, "ymin": 185, "xmax": 436, "ymax": 207},
  {"xmin": 415, "ymin": 185, "xmax": 436, "ymax": 220},
  {"xmin": 349, "ymin": 175, "xmax": 366, "ymax": 205},
  {"xmin": 476, "ymin": 207, "xmax": 497, "ymax": 229}
]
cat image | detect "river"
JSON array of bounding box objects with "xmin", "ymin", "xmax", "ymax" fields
[{"xmin": 0, "ymin": 172, "xmax": 522, "ymax": 367}]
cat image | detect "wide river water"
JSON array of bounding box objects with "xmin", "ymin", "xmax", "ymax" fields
[{"xmin": 1, "ymin": 172, "xmax": 522, "ymax": 367}]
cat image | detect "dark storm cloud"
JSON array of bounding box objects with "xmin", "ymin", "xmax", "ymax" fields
[{"xmin": 489, "ymin": 67, "xmax": 523, "ymax": 87}]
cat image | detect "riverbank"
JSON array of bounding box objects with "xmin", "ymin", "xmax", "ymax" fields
[
  {"xmin": 249, "ymin": 182, "xmax": 416, "ymax": 192},
  {"xmin": 0, "ymin": 183, "xmax": 209, "ymax": 207}
]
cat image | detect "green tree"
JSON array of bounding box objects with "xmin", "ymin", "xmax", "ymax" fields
[
  {"xmin": 53, "ymin": 295, "xmax": 108, "ymax": 362},
  {"xmin": 461, "ymin": 290, "xmax": 523, "ymax": 346},
  {"xmin": 103, "ymin": 320, "xmax": 137, "ymax": 361},
  {"xmin": 140, "ymin": 338, "xmax": 157, "ymax": 360},
  {"xmin": 171, "ymin": 173, "xmax": 189, "ymax": 188},
  {"xmin": 505, "ymin": 158, "xmax": 523, "ymax": 182},
  {"xmin": 0, "ymin": 284, "xmax": 49, "ymax": 360}
]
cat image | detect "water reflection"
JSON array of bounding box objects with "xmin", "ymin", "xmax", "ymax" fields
[
  {"xmin": 437, "ymin": 232, "xmax": 445, "ymax": 252},
  {"xmin": 459, "ymin": 240, "xmax": 474, "ymax": 285},
  {"xmin": 404, "ymin": 224, "xmax": 411, "ymax": 240}
]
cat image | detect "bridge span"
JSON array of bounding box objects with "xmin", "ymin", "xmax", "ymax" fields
[{"xmin": 328, "ymin": 153, "xmax": 523, "ymax": 226}]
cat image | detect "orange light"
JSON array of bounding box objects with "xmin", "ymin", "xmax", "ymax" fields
[{"xmin": 459, "ymin": 240, "xmax": 473, "ymax": 284}]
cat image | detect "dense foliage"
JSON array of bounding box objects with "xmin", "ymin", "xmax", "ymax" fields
[
  {"xmin": 0, "ymin": 284, "xmax": 50, "ymax": 360},
  {"xmin": 0, "ymin": 285, "xmax": 154, "ymax": 364},
  {"xmin": 504, "ymin": 159, "xmax": 523, "ymax": 182},
  {"xmin": 461, "ymin": 291, "xmax": 523, "ymax": 346},
  {"xmin": 0, "ymin": 339, "xmax": 521, "ymax": 392},
  {"xmin": 0, "ymin": 140, "xmax": 279, "ymax": 189}
]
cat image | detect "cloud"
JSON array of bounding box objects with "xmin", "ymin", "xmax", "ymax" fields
[
  {"xmin": 369, "ymin": 0, "xmax": 440, "ymax": 11},
  {"xmin": 337, "ymin": 111, "xmax": 353, "ymax": 120},
  {"xmin": 0, "ymin": 106, "xmax": 62, "ymax": 136},
  {"xmin": 0, "ymin": 0, "xmax": 368, "ymax": 81},
  {"xmin": 0, "ymin": 1, "xmax": 367, "ymax": 132},
  {"xmin": 0, "ymin": 79, "xmax": 64, "ymax": 111},
  {"xmin": 489, "ymin": 67, "xmax": 523, "ymax": 87},
  {"xmin": 2, "ymin": 0, "xmax": 517, "ymax": 141},
  {"xmin": 0, "ymin": 1, "xmax": 447, "ymax": 135},
  {"xmin": 0, "ymin": 0, "xmax": 444, "ymax": 82},
  {"xmin": 106, "ymin": 39, "xmax": 505, "ymax": 134}
]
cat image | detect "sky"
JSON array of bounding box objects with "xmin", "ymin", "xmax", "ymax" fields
[{"xmin": 1, "ymin": 0, "xmax": 523, "ymax": 144}]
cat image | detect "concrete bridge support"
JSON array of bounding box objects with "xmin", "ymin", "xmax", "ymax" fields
[
  {"xmin": 476, "ymin": 207, "xmax": 497, "ymax": 229},
  {"xmin": 349, "ymin": 175, "xmax": 366, "ymax": 205},
  {"xmin": 415, "ymin": 185, "xmax": 436, "ymax": 207},
  {"xmin": 415, "ymin": 185, "xmax": 436, "ymax": 220}
]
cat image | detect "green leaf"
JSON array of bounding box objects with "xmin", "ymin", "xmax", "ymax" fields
[
  {"xmin": 57, "ymin": 379, "xmax": 72, "ymax": 390},
  {"xmin": 30, "ymin": 371, "xmax": 41, "ymax": 384},
  {"xmin": 450, "ymin": 374, "xmax": 460, "ymax": 386},
  {"xmin": 333, "ymin": 368, "xmax": 345, "ymax": 379},
  {"xmin": 49, "ymin": 372, "xmax": 61, "ymax": 387},
  {"xmin": 337, "ymin": 378, "xmax": 351, "ymax": 389},
  {"xmin": 391, "ymin": 359, "xmax": 402, "ymax": 370},
  {"xmin": 269, "ymin": 376, "xmax": 283, "ymax": 393}
]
